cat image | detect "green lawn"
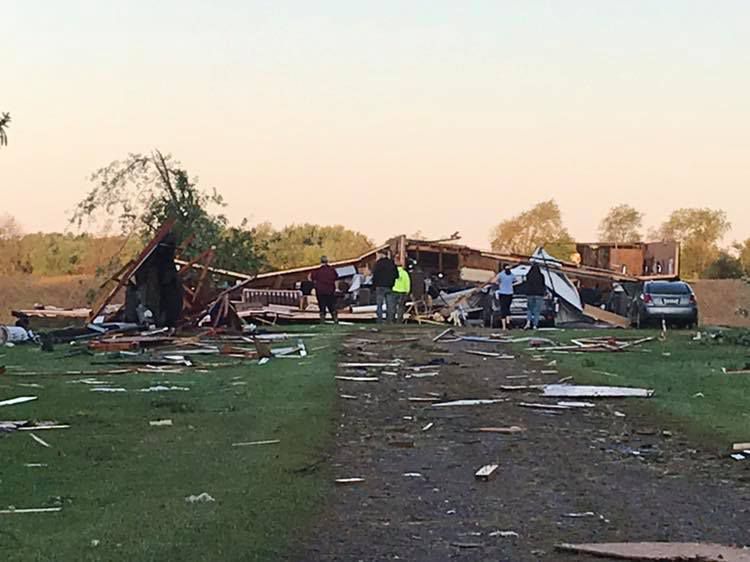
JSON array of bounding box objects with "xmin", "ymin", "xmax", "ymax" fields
[
  {"xmin": 538, "ymin": 328, "xmax": 750, "ymax": 445},
  {"xmin": 0, "ymin": 328, "xmax": 342, "ymax": 561}
]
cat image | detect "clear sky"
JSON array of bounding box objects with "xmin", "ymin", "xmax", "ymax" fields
[{"xmin": 2, "ymin": 0, "xmax": 749, "ymax": 248}]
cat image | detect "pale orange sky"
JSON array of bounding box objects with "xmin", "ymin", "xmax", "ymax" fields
[{"xmin": 2, "ymin": 1, "xmax": 749, "ymax": 249}]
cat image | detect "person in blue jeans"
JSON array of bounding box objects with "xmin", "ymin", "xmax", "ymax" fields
[
  {"xmin": 372, "ymin": 251, "xmax": 399, "ymax": 323},
  {"xmin": 524, "ymin": 263, "xmax": 546, "ymax": 329}
]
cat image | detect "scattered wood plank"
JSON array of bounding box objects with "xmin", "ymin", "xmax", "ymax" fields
[
  {"xmin": 0, "ymin": 396, "xmax": 38, "ymax": 407},
  {"xmin": 732, "ymin": 442, "xmax": 750, "ymax": 452},
  {"xmin": 433, "ymin": 399, "xmax": 504, "ymax": 407},
  {"xmin": 519, "ymin": 402, "xmax": 571, "ymax": 411},
  {"xmin": 432, "ymin": 328, "xmax": 454, "ymax": 342},
  {"xmin": 29, "ymin": 433, "xmax": 51, "ymax": 448},
  {"xmin": 232, "ymin": 439, "xmax": 281, "ymax": 447},
  {"xmin": 464, "ymin": 349, "xmax": 507, "ymax": 358},
  {"xmin": 408, "ymin": 397, "xmax": 442, "ymax": 402},
  {"xmin": 334, "ymin": 478, "xmax": 365, "ymax": 485},
  {"xmin": 421, "ymin": 422, "xmax": 434, "ymax": 432},
  {"xmin": 582, "ymin": 304, "xmax": 631, "ymax": 328},
  {"xmin": 555, "ymin": 542, "xmax": 750, "ymax": 561},
  {"xmin": 474, "ymin": 464, "xmax": 499, "ymax": 481},
  {"xmin": 335, "ymin": 376, "xmax": 379, "ymax": 382},
  {"xmin": 338, "ymin": 362, "xmax": 399, "ymax": 368},
  {"xmin": 500, "ymin": 385, "xmax": 544, "ymax": 391},
  {"xmin": 542, "ymin": 384, "xmax": 654, "ymax": 398},
  {"xmin": 557, "ymin": 401, "xmax": 596, "ymax": 408},
  {"xmin": 470, "ymin": 426, "xmax": 525, "ymax": 434},
  {"xmin": 149, "ymin": 419, "xmax": 173, "ymax": 427},
  {"xmin": 0, "ymin": 507, "xmax": 62, "ymax": 514},
  {"xmin": 17, "ymin": 424, "xmax": 70, "ymax": 431}
]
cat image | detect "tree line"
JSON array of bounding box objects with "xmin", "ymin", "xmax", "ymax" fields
[
  {"xmin": 2, "ymin": 148, "xmax": 748, "ymax": 280},
  {"xmin": 489, "ymin": 201, "xmax": 750, "ymax": 279}
]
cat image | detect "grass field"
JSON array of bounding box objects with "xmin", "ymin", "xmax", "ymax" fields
[
  {"xmin": 0, "ymin": 329, "xmax": 341, "ymax": 561},
  {"xmin": 542, "ymin": 328, "xmax": 750, "ymax": 445}
]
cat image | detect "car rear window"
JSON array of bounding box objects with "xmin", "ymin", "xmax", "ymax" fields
[{"xmin": 646, "ymin": 282, "xmax": 691, "ymax": 295}]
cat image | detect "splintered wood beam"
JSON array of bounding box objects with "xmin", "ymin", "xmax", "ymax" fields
[{"xmin": 87, "ymin": 217, "xmax": 177, "ymax": 323}]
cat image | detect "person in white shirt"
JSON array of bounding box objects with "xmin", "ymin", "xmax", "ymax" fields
[{"xmin": 495, "ymin": 264, "xmax": 515, "ymax": 330}]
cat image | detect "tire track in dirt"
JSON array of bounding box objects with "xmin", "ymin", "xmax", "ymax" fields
[{"xmin": 297, "ymin": 329, "xmax": 750, "ymax": 561}]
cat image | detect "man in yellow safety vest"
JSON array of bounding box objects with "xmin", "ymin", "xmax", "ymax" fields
[{"xmin": 392, "ymin": 264, "xmax": 411, "ymax": 323}]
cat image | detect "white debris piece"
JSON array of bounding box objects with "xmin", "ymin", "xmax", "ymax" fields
[
  {"xmin": 0, "ymin": 396, "xmax": 38, "ymax": 407},
  {"xmin": 185, "ymin": 492, "xmax": 215, "ymax": 503},
  {"xmin": 139, "ymin": 386, "xmax": 190, "ymax": 392},
  {"xmin": 490, "ymin": 530, "xmax": 520, "ymax": 538},
  {"xmin": 433, "ymin": 399, "xmax": 504, "ymax": 408},
  {"xmin": 542, "ymin": 385, "xmax": 653, "ymax": 398}
]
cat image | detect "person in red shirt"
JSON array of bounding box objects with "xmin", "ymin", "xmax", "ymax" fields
[{"xmin": 310, "ymin": 256, "xmax": 339, "ymax": 324}]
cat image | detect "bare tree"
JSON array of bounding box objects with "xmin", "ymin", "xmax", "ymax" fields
[{"xmin": 0, "ymin": 113, "xmax": 10, "ymax": 146}]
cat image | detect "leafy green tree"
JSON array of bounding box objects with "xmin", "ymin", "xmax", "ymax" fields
[
  {"xmin": 254, "ymin": 223, "xmax": 373, "ymax": 271},
  {"xmin": 702, "ymin": 252, "xmax": 744, "ymax": 279},
  {"xmin": 72, "ymin": 150, "xmax": 266, "ymax": 273},
  {"xmin": 657, "ymin": 208, "xmax": 731, "ymax": 278},
  {"xmin": 490, "ymin": 200, "xmax": 575, "ymax": 259},
  {"xmin": 598, "ymin": 204, "xmax": 643, "ymax": 244},
  {"xmin": 737, "ymin": 238, "xmax": 750, "ymax": 276}
]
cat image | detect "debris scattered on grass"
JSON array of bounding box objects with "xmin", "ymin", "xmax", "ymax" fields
[
  {"xmin": 403, "ymin": 472, "xmax": 423, "ymax": 478},
  {"xmin": 23, "ymin": 463, "xmax": 47, "ymax": 468},
  {"xmin": 421, "ymin": 422, "xmax": 434, "ymax": 432},
  {"xmin": 29, "ymin": 433, "xmax": 51, "ymax": 448},
  {"xmin": 557, "ymin": 401, "xmax": 596, "ymax": 408},
  {"xmin": 231, "ymin": 439, "xmax": 280, "ymax": 447},
  {"xmin": 185, "ymin": 492, "xmax": 215, "ymax": 503},
  {"xmin": 0, "ymin": 396, "xmax": 38, "ymax": 407},
  {"xmin": 149, "ymin": 419, "xmax": 173, "ymax": 427},
  {"xmin": 334, "ymin": 478, "xmax": 365, "ymax": 485},
  {"xmin": 339, "ymin": 394, "xmax": 358, "ymax": 400},
  {"xmin": 542, "ymin": 384, "xmax": 654, "ymax": 398},
  {"xmin": 335, "ymin": 376, "xmax": 379, "ymax": 382},
  {"xmin": 0, "ymin": 506, "xmax": 62, "ymax": 514},
  {"xmin": 139, "ymin": 385, "xmax": 190, "ymax": 392},
  {"xmin": 91, "ymin": 387, "xmax": 127, "ymax": 393},
  {"xmin": 432, "ymin": 399, "xmax": 504, "ymax": 408}
]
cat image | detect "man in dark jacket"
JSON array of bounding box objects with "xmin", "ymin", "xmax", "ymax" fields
[
  {"xmin": 372, "ymin": 251, "xmax": 399, "ymax": 323},
  {"xmin": 524, "ymin": 263, "xmax": 547, "ymax": 329},
  {"xmin": 310, "ymin": 256, "xmax": 339, "ymax": 323}
]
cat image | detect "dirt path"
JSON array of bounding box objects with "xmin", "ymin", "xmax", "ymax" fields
[{"xmin": 297, "ymin": 329, "xmax": 750, "ymax": 561}]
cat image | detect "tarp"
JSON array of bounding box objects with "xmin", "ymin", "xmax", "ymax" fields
[{"xmin": 510, "ymin": 264, "xmax": 583, "ymax": 312}]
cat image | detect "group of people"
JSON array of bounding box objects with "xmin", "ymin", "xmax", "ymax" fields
[
  {"xmin": 493, "ymin": 262, "xmax": 547, "ymax": 330},
  {"xmin": 311, "ymin": 251, "xmax": 550, "ymax": 329},
  {"xmin": 309, "ymin": 251, "xmax": 411, "ymax": 324}
]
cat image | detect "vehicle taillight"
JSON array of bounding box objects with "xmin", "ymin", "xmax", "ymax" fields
[{"xmin": 642, "ymin": 293, "xmax": 653, "ymax": 304}]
